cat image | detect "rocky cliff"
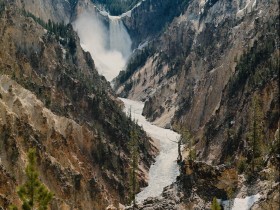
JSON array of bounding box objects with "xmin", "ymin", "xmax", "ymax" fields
[
  {"xmin": 14, "ymin": 0, "xmax": 74, "ymax": 23},
  {"xmin": 122, "ymin": 0, "xmax": 189, "ymax": 48},
  {"xmin": 115, "ymin": 0, "xmax": 279, "ymax": 162},
  {"xmin": 14, "ymin": 0, "xmax": 105, "ymax": 24},
  {"xmin": 0, "ymin": 1, "xmax": 156, "ymax": 209}
]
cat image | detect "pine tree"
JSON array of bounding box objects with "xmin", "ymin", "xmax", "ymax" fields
[
  {"xmin": 11, "ymin": 148, "xmax": 53, "ymax": 210},
  {"xmin": 211, "ymin": 197, "xmax": 222, "ymax": 210},
  {"xmin": 247, "ymin": 96, "xmax": 264, "ymax": 173},
  {"xmin": 177, "ymin": 125, "xmax": 194, "ymax": 162},
  {"xmin": 128, "ymin": 124, "xmax": 139, "ymax": 207}
]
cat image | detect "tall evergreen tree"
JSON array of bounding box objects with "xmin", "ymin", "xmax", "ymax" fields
[
  {"xmin": 10, "ymin": 148, "xmax": 53, "ymax": 210},
  {"xmin": 128, "ymin": 123, "xmax": 139, "ymax": 207},
  {"xmin": 247, "ymin": 96, "xmax": 264, "ymax": 173}
]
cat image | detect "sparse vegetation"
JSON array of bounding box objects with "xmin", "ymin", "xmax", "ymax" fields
[
  {"xmin": 228, "ymin": 18, "xmax": 279, "ymax": 95},
  {"xmin": 22, "ymin": 10, "xmax": 76, "ymax": 51},
  {"xmin": 115, "ymin": 45, "xmax": 155, "ymax": 87}
]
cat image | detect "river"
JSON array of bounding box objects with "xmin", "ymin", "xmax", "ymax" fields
[{"xmin": 119, "ymin": 98, "xmax": 180, "ymax": 203}]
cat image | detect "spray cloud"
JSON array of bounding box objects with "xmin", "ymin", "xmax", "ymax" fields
[{"xmin": 73, "ymin": 12, "xmax": 132, "ymax": 81}]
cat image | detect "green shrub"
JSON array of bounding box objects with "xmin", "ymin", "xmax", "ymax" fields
[{"xmin": 237, "ymin": 157, "xmax": 246, "ymax": 174}]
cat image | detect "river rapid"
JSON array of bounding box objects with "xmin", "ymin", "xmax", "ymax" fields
[{"xmin": 120, "ymin": 98, "xmax": 180, "ymax": 203}]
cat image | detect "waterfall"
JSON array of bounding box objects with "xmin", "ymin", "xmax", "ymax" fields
[
  {"xmin": 109, "ymin": 17, "xmax": 132, "ymax": 59},
  {"xmin": 73, "ymin": 12, "xmax": 132, "ymax": 81}
]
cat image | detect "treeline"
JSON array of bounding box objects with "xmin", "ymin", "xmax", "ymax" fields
[
  {"xmin": 92, "ymin": 0, "xmax": 140, "ymax": 15},
  {"xmin": 22, "ymin": 10, "xmax": 71, "ymax": 38},
  {"xmin": 22, "ymin": 10, "xmax": 77, "ymax": 54}
]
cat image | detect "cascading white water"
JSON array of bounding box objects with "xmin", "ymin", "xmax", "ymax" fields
[
  {"xmin": 109, "ymin": 17, "xmax": 132, "ymax": 59},
  {"xmin": 73, "ymin": 12, "xmax": 132, "ymax": 81}
]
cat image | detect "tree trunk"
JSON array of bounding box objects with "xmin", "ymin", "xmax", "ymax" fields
[{"xmin": 178, "ymin": 139, "xmax": 182, "ymax": 163}]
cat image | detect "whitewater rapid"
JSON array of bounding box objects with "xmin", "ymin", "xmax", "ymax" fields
[
  {"xmin": 220, "ymin": 194, "xmax": 261, "ymax": 210},
  {"xmin": 120, "ymin": 98, "xmax": 180, "ymax": 203}
]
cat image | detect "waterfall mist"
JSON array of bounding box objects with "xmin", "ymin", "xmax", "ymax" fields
[
  {"xmin": 109, "ymin": 16, "xmax": 132, "ymax": 59},
  {"xmin": 73, "ymin": 12, "xmax": 132, "ymax": 81}
]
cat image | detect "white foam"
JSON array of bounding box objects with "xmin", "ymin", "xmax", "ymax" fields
[
  {"xmin": 220, "ymin": 193, "xmax": 261, "ymax": 210},
  {"xmin": 120, "ymin": 98, "xmax": 180, "ymax": 203}
]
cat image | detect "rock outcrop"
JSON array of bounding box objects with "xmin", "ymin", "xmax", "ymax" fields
[{"xmin": 125, "ymin": 184, "xmax": 186, "ymax": 210}]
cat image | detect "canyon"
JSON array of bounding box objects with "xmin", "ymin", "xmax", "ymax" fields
[{"xmin": 0, "ymin": 0, "xmax": 279, "ymax": 209}]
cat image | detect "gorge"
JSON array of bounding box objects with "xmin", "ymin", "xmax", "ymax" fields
[
  {"xmin": 0, "ymin": 0, "xmax": 279, "ymax": 209},
  {"xmin": 73, "ymin": 8, "xmax": 182, "ymax": 205}
]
